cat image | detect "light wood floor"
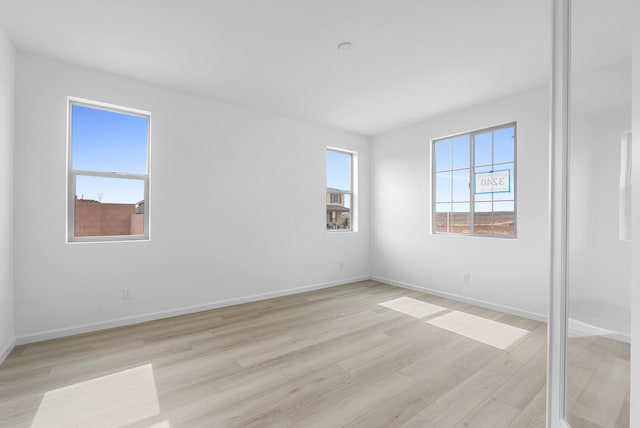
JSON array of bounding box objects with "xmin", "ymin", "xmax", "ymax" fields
[
  {"xmin": 567, "ymin": 334, "xmax": 630, "ymax": 428},
  {"xmin": 0, "ymin": 281, "xmax": 547, "ymax": 427}
]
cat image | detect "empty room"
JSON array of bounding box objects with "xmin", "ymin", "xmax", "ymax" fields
[{"xmin": 0, "ymin": 1, "xmax": 638, "ymax": 427}]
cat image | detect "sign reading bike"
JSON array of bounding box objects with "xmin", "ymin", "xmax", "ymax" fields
[{"xmin": 474, "ymin": 170, "xmax": 510, "ymax": 194}]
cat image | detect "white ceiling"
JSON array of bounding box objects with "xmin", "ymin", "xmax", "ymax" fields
[{"xmin": 0, "ymin": 0, "xmax": 630, "ymax": 136}]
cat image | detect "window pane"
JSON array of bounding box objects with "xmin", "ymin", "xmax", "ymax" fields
[
  {"xmin": 435, "ymin": 203, "xmax": 451, "ymax": 233},
  {"xmin": 494, "ymin": 126, "xmax": 515, "ymax": 164},
  {"xmin": 436, "ymin": 202, "xmax": 470, "ymax": 234},
  {"xmin": 452, "ymin": 169, "xmax": 470, "ymax": 202},
  {"xmin": 326, "ymin": 150, "xmax": 351, "ymax": 191},
  {"xmin": 434, "ymin": 139, "xmax": 452, "ymax": 171},
  {"xmin": 74, "ymin": 176, "xmax": 145, "ymax": 237},
  {"xmin": 451, "ymin": 135, "xmax": 470, "ymax": 169},
  {"xmin": 435, "ymin": 172, "xmax": 452, "ymax": 203},
  {"xmin": 474, "ymin": 201, "xmax": 493, "ymax": 235},
  {"xmin": 473, "ymin": 165, "xmax": 492, "ymax": 200},
  {"xmin": 451, "ymin": 203, "xmax": 470, "ymax": 234},
  {"xmin": 493, "ymin": 201, "xmax": 515, "ymax": 235},
  {"xmin": 343, "ymin": 193, "xmax": 352, "ymax": 210},
  {"xmin": 493, "ymin": 163, "xmax": 515, "ymax": 201},
  {"xmin": 474, "ymin": 132, "xmax": 492, "ymax": 167},
  {"xmin": 326, "ymin": 193, "xmax": 351, "ymax": 230},
  {"xmin": 71, "ymin": 104, "xmax": 148, "ymax": 174},
  {"xmin": 474, "ymin": 192, "xmax": 491, "ymax": 202}
]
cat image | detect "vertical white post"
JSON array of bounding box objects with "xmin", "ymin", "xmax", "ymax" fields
[
  {"xmin": 630, "ymin": 0, "xmax": 639, "ymax": 423},
  {"xmin": 547, "ymin": 0, "xmax": 571, "ymax": 427}
]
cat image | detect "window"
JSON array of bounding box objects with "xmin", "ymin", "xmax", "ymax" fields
[
  {"xmin": 433, "ymin": 123, "xmax": 516, "ymax": 237},
  {"xmin": 326, "ymin": 148, "xmax": 355, "ymax": 231},
  {"xmin": 68, "ymin": 99, "xmax": 150, "ymax": 242}
]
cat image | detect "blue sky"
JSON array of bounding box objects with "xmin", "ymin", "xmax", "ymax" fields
[
  {"xmin": 326, "ymin": 150, "xmax": 351, "ymax": 191},
  {"xmin": 71, "ymin": 104, "xmax": 148, "ymax": 203}
]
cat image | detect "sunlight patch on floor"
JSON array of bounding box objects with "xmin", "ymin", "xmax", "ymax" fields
[
  {"xmin": 379, "ymin": 297, "xmax": 447, "ymax": 319},
  {"xmin": 32, "ymin": 364, "xmax": 161, "ymax": 428},
  {"xmin": 427, "ymin": 311, "xmax": 529, "ymax": 350},
  {"xmin": 144, "ymin": 421, "xmax": 172, "ymax": 428}
]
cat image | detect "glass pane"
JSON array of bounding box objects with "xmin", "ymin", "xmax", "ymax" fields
[
  {"xmin": 474, "ymin": 132, "xmax": 492, "ymax": 167},
  {"xmin": 494, "ymin": 126, "xmax": 515, "ymax": 164},
  {"xmin": 343, "ymin": 194, "xmax": 351, "ymax": 210},
  {"xmin": 474, "ymin": 192, "xmax": 492, "ymax": 202},
  {"xmin": 473, "ymin": 202, "xmax": 493, "ymax": 235},
  {"xmin": 435, "ymin": 172, "xmax": 452, "ymax": 203},
  {"xmin": 75, "ymin": 176, "xmax": 145, "ymax": 237},
  {"xmin": 451, "ymin": 203, "xmax": 470, "ymax": 234},
  {"xmin": 434, "ymin": 203, "xmax": 451, "ymax": 233},
  {"xmin": 71, "ymin": 104, "xmax": 148, "ymax": 174},
  {"xmin": 452, "ymin": 169, "xmax": 470, "ymax": 202},
  {"xmin": 473, "ymin": 165, "xmax": 491, "ymax": 197},
  {"xmin": 566, "ymin": 1, "xmax": 631, "ymax": 425},
  {"xmin": 493, "ymin": 201, "xmax": 515, "ymax": 235},
  {"xmin": 434, "ymin": 139, "xmax": 452, "ymax": 171},
  {"xmin": 493, "ymin": 163, "xmax": 515, "ymax": 201},
  {"xmin": 326, "ymin": 150, "xmax": 351, "ymax": 191},
  {"xmin": 326, "ymin": 203, "xmax": 351, "ymax": 230},
  {"xmin": 451, "ymin": 135, "xmax": 470, "ymax": 169}
]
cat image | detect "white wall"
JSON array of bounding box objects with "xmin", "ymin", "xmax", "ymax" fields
[
  {"xmin": 370, "ymin": 87, "xmax": 550, "ymax": 319},
  {"xmin": 13, "ymin": 53, "xmax": 370, "ymax": 342},
  {"xmin": 0, "ymin": 25, "xmax": 15, "ymax": 362}
]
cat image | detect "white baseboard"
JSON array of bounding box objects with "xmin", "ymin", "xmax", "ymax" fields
[
  {"xmin": 568, "ymin": 318, "xmax": 630, "ymax": 343},
  {"xmin": 16, "ymin": 275, "xmax": 369, "ymax": 345},
  {"xmin": 370, "ymin": 275, "xmax": 547, "ymax": 323},
  {"xmin": 0, "ymin": 338, "xmax": 15, "ymax": 365}
]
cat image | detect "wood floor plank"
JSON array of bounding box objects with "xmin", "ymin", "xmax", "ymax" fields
[
  {"xmin": 493, "ymin": 347, "xmax": 547, "ymax": 410},
  {"xmin": 343, "ymin": 355, "xmax": 475, "ymax": 427},
  {"xmin": 508, "ymin": 386, "xmax": 547, "ymax": 428},
  {"xmin": 567, "ymin": 333, "xmax": 630, "ymax": 428},
  {"xmin": 452, "ymin": 396, "xmax": 520, "ymax": 428}
]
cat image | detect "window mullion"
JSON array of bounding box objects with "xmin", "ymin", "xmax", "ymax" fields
[
  {"xmin": 470, "ymin": 134, "xmax": 475, "ymax": 235},
  {"xmin": 72, "ymin": 170, "xmax": 147, "ymax": 180},
  {"xmin": 491, "ymin": 129, "xmax": 495, "ymax": 235},
  {"xmin": 450, "ymin": 142, "xmax": 454, "ymax": 235}
]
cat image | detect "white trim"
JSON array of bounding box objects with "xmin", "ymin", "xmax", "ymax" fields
[
  {"xmin": 15, "ymin": 276, "xmax": 369, "ymax": 345},
  {"xmin": 568, "ymin": 318, "xmax": 630, "ymax": 343},
  {"xmin": 0, "ymin": 339, "xmax": 15, "ymax": 365},
  {"xmin": 369, "ymin": 275, "xmax": 547, "ymax": 323},
  {"xmin": 68, "ymin": 96, "xmax": 151, "ymax": 118}
]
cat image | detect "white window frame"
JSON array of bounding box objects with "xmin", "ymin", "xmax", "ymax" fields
[
  {"xmin": 431, "ymin": 122, "xmax": 517, "ymax": 238},
  {"xmin": 326, "ymin": 147, "xmax": 357, "ymax": 232},
  {"xmin": 67, "ymin": 97, "xmax": 151, "ymax": 243}
]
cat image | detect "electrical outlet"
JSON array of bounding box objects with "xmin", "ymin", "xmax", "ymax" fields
[
  {"xmin": 122, "ymin": 288, "xmax": 132, "ymax": 300},
  {"xmin": 463, "ymin": 274, "xmax": 471, "ymax": 284}
]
